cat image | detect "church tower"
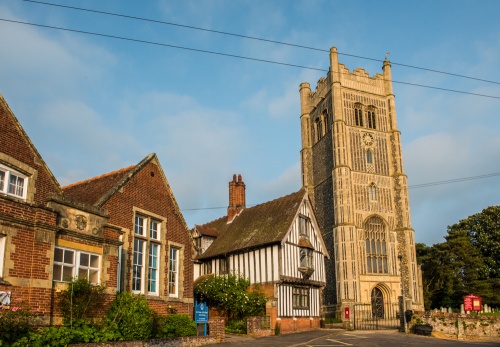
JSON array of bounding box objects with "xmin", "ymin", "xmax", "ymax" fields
[{"xmin": 300, "ymin": 47, "xmax": 424, "ymax": 316}]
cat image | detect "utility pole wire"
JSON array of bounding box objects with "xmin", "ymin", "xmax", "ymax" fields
[
  {"xmin": 1, "ymin": 18, "xmax": 499, "ymax": 100},
  {"xmin": 182, "ymin": 172, "xmax": 500, "ymax": 211},
  {"xmin": 19, "ymin": 0, "xmax": 500, "ymax": 86}
]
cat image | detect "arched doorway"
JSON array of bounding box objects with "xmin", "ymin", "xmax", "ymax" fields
[{"xmin": 371, "ymin": 287, "xmax": 384, "ymax": 318}]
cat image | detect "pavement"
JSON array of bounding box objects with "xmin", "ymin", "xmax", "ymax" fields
[{"xmin": 202, "ymin": 329, "xmax": 500, "ymax": 347}]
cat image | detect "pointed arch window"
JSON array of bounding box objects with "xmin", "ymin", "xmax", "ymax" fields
[
  {"xmin": 367, "ymin": 108, "xmax": 376, "ymax": 129},
  {"xmin": 321, "ymin": 110, "xmax": 328, "ymax": 135},
  {"xmin": 369, "ymin": 183, "xmax": 377, "ymax": 200},
  {"xmin": 366, "ymin": 150, "xmax": 373, "ymax": 164},
  {"xmin": 354, "ymin": 107, "xmax": 364, "ymax": 127},
  {"xmin": 314, "ymin": 118, "xmax": 320, "ymax": 143},
  {"xmin": 365, "ymin": 216, "xmax": 388, "ymax": 274}
]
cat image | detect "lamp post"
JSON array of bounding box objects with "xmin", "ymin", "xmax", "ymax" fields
[{"xmin": 398, "ymin": 254, "xmax": 407, "ymax": 333}]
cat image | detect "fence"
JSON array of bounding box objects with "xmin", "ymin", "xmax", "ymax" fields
[{"xmin": 353, "ymin": 302, "xmax": 400, "ymax": 330}]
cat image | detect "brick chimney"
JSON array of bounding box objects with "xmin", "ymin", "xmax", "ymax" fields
[{"xmin": 227, "ymin": 174, "xmax": 246, "ymax": 223}]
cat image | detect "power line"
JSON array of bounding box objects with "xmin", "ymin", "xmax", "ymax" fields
[
  {"xmin": 19, "ymin": 0, "xmax": 500, "ymax": 86},
  {"xmin": 181, "ymin": 172, "xmax": 500, "ymax": 211},
  {"xmin": 1, "ymin": 18, "xmax": 499, "ymax": 100},
  {"xmin": 408, "ymin": 172, "xmax": 500, "ymax": 189}
]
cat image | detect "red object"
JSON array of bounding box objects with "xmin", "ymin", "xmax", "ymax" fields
[
  {"xmin": 464, "ymin": 294, "xmax": 482, "ymax": 312},
  {"xmin": 345, "ymin": 307, "xmax": 350, "ymax": 319}
]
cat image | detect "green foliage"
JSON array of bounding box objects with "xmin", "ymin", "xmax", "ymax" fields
[
  {"xmin": 0, "ymin": 298, "xmax": 36, "ymax": 345},
  {"xmin": 156, "ymin": 314, "xmax": 197, "ymax": 338},
  {"xmin": 58, "ymin": 278, "xmax": 107, "ymax": 327},
  {"xmin": 225, "ymin": 319, "xmax": 247, "ymax": 334},
  {"xmin": 8, "ymin": 323, "xmax": 122, "ymax": 347},
  {"xmin": 417, "ymin": 206, "xmax": 500, "ymax": 309},
  {"xmin": 194, "ymin": 274, "xmax": 267, "ymax": 320},
  {"xmin": 105, "ymin": 291, "xmax": 154, "ymax": 341},
  {"xmin": 324, "ymin": 317, "xmax": 342, "ymax": 324}
]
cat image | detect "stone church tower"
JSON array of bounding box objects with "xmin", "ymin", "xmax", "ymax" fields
[{"xmin": 300, "ymin": 47, "xmax": 424, "ymax": 315}]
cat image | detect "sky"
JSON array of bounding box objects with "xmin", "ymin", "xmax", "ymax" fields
[{"xmin": 1, "ymin": 0, "xmax": 499, "ymax": 246}]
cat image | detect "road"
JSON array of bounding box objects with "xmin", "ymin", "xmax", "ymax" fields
[{"xmin": 204, "ymin": 329, "xmax": 500, "ymax": 347}]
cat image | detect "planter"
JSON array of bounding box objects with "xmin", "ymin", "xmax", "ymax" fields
[{"xmin": 414, "ymin": 324, "xmax": 433, "ymax": 336}]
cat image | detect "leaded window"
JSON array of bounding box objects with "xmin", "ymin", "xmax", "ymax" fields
[
  {"xmin": 292, "ymin": 287, "xmax": 309, "ymax": 309},
  {"xmin": 365, "ymin": 216, "xmax": 388, "ymax": 274}
]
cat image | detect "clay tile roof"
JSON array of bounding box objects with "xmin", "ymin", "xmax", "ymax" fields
[
  {"xmin": 62, "ymin": 165, "xmax": 135, "ymax": 206},
  {"xmin": 198, "ymin": 189, "xmax": 306, "ymax": 260},
  {"xmin": 194, "ymin": 224, "xmax": 219, "ymax": 238}
]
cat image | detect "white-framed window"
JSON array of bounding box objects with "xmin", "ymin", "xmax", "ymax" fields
[
  {"xmin": 0, "ymin": 235, "xmax": 5, "ymax": 278},
  {"xmin": 0, "ymin": 164, "xmax": 28, "ymax": 200},
  {"xmin": 53, "ymin": 246, "xmax": 100, "ymax": 284},
  {"xmin": 292, "ymin": 287, "xmax": 309, "ymax": 309},
  {"xmin": 133, "ymin": 213, "xmax": 161, "ymax": 295},
  {"xmin": 148, "ymin": 243, "xmax": 159, "ymax": 294},
  {"xmin": 169, "ymin": 247, "xmax": 179, "ymax": 297}
]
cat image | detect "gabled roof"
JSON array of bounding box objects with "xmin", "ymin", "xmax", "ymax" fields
[
  {"xmin": 62, "ymin": 165, "xmax": 135, "ymax": 206},
  {"xmin": 0, "ymin": 92, "xmax": 62, "ymax": 195},
  {"xmin": 62, "ymin": 153, "xmax": 191, "ymax": 231},
  {"xmin": 198, "ymin": 189, "xmax": 307, "ymax": 260},
  {"xmin": 194, "ymin": 224, "xmax": 219, "ymax": 238}
]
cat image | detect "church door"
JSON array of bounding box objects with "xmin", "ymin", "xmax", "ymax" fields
[{"xmin": 371, "ymin": 287, "xmax": 384, "ymax": 318}]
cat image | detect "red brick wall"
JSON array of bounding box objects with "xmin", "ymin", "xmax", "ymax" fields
[
  {"xmin": 0, "ymin": 95, "xmax": 62, "ymax": 203},
  {"xmin": 101, "ymin": 160, "xmax": 193, "ymax": 309},
  {"xmin": 278, "ymin": 317, "xmax": 321, "ymax": 334}
]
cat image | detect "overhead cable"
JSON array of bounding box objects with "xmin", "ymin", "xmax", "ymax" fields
[
  {"xmin": 1, "ymin": 18, "xmax": 499, "ymax": 100},
  {"xmin": 19, "ymin": 0, "xmax": 500, "ymax": 86}
]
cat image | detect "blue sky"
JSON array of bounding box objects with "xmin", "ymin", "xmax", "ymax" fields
[{"xmin": 1, "ymin": 0, "xmax": 499, "ymax": 245}]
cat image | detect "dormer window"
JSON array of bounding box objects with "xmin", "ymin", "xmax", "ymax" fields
[{"xmin": 0, "ymin": 164, "xmax": 28, "ymax": 200}]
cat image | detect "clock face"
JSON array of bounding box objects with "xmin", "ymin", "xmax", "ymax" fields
[{"xmin": 363, "ymin": 133, "xmax": 374, "ymax": 146}]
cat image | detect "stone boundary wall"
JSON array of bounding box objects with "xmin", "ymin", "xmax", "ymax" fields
[
  {"xmin": 247, "ymin": 316, "xmax": 273, "ymax": 337},
  {"xmin": 412, "ymin": 312, "xmax": 500, "ymax": 341},
  {"xmin": 70, "ymin": 318, "xmax": 225, "ymax": 347}
]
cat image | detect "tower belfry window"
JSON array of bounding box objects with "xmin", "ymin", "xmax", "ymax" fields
[
  {"xmin": 367, "ymin": 109, "xmax": 376, "ymax": 129},
  {"xmin": 355, "ymin": 107, "xmax": 363, "ymax": 127}
]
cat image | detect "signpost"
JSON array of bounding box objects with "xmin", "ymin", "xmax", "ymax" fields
[
  {"xmin": 195, "ymin": 301, "xmax": 209, "ymax": 336},
  {"xmin": 464, "ymin": 294, "xmax": 482, "ymax": 312}
]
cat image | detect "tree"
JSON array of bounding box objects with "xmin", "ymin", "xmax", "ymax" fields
[{"xmin": 417, "ymin": 206, "xmax": 500, "ymax": 309}]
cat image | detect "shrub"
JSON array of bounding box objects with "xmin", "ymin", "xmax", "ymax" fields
[
  {"xmin": 195, "ymin": 274, "xmax": 267, "ymax": 320},
  {"xmin": 105, "ymin": 291, "xmax": 154, "ymax": 340},
  {"xmin": 225, "ymin": 319, "xmax": 246, "ymax": 334},
  {"xmin": 9, "ymin": 324, "xmax": 122, "ymax": 347},
  {"xmin": 156, "ymin": 314, "xmax": 197, "ymax": 338},
  {"xmin": 58, "ymin": 278, "xmax": 107, "ymax": 327},
  {"xmin": 0, "ymin": 297, "xmax": 36, "ymax": 345}
]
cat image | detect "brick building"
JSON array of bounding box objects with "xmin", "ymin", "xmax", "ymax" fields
[{"xmin": 0, "ymin": 91, "xmax": 193, "ymax": 325}]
